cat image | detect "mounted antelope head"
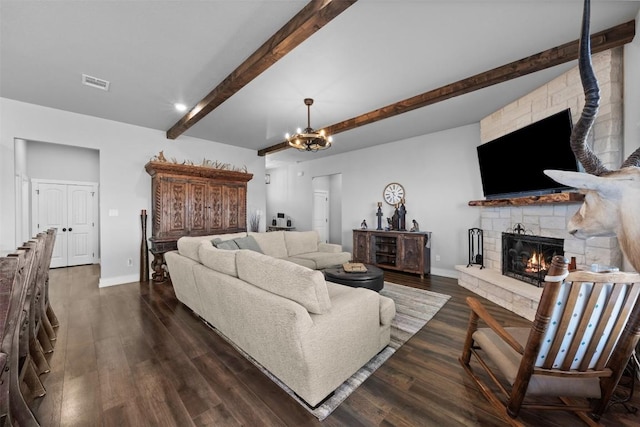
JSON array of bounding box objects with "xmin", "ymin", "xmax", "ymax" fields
[{"xmin": 544, "ymin": 0, "xmax": 640, "ymax": 271}]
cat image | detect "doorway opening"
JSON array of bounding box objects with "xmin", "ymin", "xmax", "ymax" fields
[
  {"xmin": 312, "ymin": 174, "xmax": 342, "ymax": 245},
  {"xmin": 15, "ymin": 138, "xmax": 100, "ymax": 268}
]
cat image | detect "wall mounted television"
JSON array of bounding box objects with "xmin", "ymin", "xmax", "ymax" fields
[{"xmin": 476, "ymin": 108, "xmax": 579, "ymax": 199}]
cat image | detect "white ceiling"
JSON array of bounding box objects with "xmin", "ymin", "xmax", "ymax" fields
[{"xmin": 2, "ymin": 1, "xmax": 639, "ymax": 168}]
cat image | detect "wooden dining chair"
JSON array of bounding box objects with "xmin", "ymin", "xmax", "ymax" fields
[
  {"xmin": 459, "ymin": 255, "xmax": 640, "ymax": 426},
  {"xmin": 40, "ymin": 228, "xmax": 59, "ymax": 342},
  {"xmin": 18, "ymin": 236, "xmax": 51, "ymax": 378},
  {"xmin": 1, "ymin": 250, "xmax": 42, "ymax": 426},
  {"xmin": 30, "ymin": 230, "xmax": 58, "ymax": 354}
]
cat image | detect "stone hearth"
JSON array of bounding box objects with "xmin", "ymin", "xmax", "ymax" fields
[{"xmin": 455, "ymin": 265, "xmax": 541, "ymax": 321}]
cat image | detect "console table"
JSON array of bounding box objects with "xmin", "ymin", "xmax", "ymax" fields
[
  {"xmin": 352, "ymin": 230, "xmax": 431, "ymax": 278},
  {"xmin": 145, "ymin": 161, "xmax": 253, "ymax": 282},
  {"xmin": 267, "ymin": 226, "xmax": 296, "ymax": 232}
]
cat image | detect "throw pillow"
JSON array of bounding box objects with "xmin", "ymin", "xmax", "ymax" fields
[
  {"xmin": 233, "ymin": 235, "xmax": 263, "ymax": 253},
  {"xmin": 212, "ymin": 238, "xmax": 240, "ymax": 250}
]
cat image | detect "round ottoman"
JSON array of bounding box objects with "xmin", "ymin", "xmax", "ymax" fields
[{"xmin": 323, "ymin": 264, "xmax": 384, "ymax": 292}]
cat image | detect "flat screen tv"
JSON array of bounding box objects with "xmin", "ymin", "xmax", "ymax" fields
[{"xmin": 476, "ymin": 108, "xmax": 579, "ymax": 199}]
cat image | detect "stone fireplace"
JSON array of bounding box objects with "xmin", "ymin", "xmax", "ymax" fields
[
  {"xmin": 501, "ymin": 230, "xmax": 564, "ymax": 287},
  {"xmin": 455, "ymin": 48, "xmax": 624, "ymax": 321}
]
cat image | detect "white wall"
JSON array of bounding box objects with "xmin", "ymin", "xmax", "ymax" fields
[
  {"xmin": 1, "ymin": 98, "xmax": 266, "ymax": 286},
  {"xmin": 26, "ymin": 140, "xmax": 100, "ymax": 182},
  {"xmin": 267, "ymin": 124, "xmax": 483, "ymax": 278}
]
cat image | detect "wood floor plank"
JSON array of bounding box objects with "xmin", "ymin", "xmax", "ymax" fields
[
  {"xmin": 30, "ymin": 264, "xmax": 639, "ymax": 426},
  {"xmin": 190, "ymin": 352, "xmax": 286, "ymax": 426},
  {"xmin": 131, "ymin": 358, "xmax": 196, "ymax": 426},
  {"xmin": 59, "ymin": 371, "xmax": 102, "ymax": 427},
  {"xmin": 159, "ymin": 353, "xmax": 223, "ymax": 419},
  {"xmin": 98, "ymin": 368, "xmax": 138, "ymax": 412}
]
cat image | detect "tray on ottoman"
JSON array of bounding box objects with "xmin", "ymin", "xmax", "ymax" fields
[{"xmin": 323, "ymin": 264, "xmax": 384, "ymax": 292}]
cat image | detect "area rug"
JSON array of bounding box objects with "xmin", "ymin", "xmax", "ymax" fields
[{"xmin": 210, "ymin": 282, "xmax": 450, "ymax": 421}]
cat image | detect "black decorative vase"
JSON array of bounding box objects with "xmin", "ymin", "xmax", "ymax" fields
[{"xmin": 140, "ymin": 209, "xmax": 149, "ymax": 282}]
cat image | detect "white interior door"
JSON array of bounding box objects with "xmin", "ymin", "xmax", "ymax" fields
[
  {"xmin": 67, "ymin": 185, "xmax": 94, "ymax": 266},
  {"xmin": 33, "ymin": 181, "xmax": 97, "ymax": 268},
  {"xmin": 36, "ymin": 183, "xmax": 67, "ymax": 267},
  {"xmin": 313, "ymin": 190, "xmax": 329, "ymax": 243}
]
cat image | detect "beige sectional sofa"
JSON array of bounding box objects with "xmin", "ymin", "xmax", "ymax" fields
[{"xmin": 165, "ymin": 230, "xmax": 396, "ymax": 407}]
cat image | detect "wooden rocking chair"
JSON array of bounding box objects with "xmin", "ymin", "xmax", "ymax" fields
[{"xmin": 459, "ymin": 255, "xmax": 640, "ymax": 426}]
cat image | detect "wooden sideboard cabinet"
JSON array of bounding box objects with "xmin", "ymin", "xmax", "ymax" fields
[
  {"xmin": 352, "ymin": 230, "xmax": 431, "ymax": 278},
  {"xmin": 145, "ymin": 161, "xmax": 253, "ymax": 281}
]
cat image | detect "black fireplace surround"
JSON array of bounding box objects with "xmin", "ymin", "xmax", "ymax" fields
[{"xmin": 502, "ymin": 233, "xmax": 564, "ymax": 287}]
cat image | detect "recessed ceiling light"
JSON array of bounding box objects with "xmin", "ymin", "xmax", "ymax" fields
[{"xmin": 174, "ymin": 103, "xmax": 187, "ymax": 112}]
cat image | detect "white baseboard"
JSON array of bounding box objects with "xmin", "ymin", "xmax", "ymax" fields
[
  {"xmin": 98, "ymin": 273, "xmax": 139, "ymax": 288},
  {"xmin": 430, "ymin": 267, "xmax": 458, "ymax": 279}
]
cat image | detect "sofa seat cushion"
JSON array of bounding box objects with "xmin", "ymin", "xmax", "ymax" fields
[
  {"xmin": 291, "ymin": 251, "xmax": 351, "ymax": 270},
  {"xmin": 249, "ymin": 231, "xmax": 288, "ymax": 258},
  {"xmin": 236, "ymin": 250, "xmax": 331, "ymax": 314},
  {"xmin": 198, "ymin": 241, "xmax": 239, "ymax": 277},
  {"xmin": 284, "ymin": 230, "xmax": 319, "ymax": 256},
  {"xmin": 283, "ymin": 257, "xmax": 317, "ymax": 270}
]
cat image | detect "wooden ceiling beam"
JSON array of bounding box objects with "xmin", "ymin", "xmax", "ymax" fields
[
  {"xmin": 258, "ymin": 19, "xmax": 635, "ymax": 156},
  {"xmin": 166, "ymin": 0, "xmax": 358, "ymax": 140}
]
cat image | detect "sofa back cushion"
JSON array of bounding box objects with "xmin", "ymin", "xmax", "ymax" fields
[
  {"xmin": 178, "ymin": 232, "xmax": 247, "ymax": 261},
  {"xmin": 249, "ymin": 231, "xmax": 288, "ymax": 258},
  {"xmin": 284, "ymin": 231, "xmax": 319, "ymax": 256},
  {"xmin": 235, "ymin": 250, "xmax": 331, "ymax": 314},
  {"xmin": 198, "ymin": 241, "xmax": 239, "ymax": 277}
]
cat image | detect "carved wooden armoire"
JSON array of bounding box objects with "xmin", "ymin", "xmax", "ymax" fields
[{"xmin": 145, "ymin": 161, "xmax": 253, "ymax": 282}]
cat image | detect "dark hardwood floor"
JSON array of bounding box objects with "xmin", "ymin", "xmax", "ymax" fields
[{"xmin": 29, "ymin": 265, "xmax": 639, "ymax": 426}]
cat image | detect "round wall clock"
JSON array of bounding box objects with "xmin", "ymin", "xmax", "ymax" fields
[{"xmin": 383, "ymin": 182, "xmax": 405, "ymax": 205}]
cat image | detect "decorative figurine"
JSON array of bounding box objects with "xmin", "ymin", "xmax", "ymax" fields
[
  {"xmin": 151, "ymin": 150, "xmax": 167, "ymax": 162},
  {"xmin": 376, "ymin": 202, "xmax": 383, "ymax": 230},
  {"xmin": 398, "ymin": 199, "xmax": 406, "ymax": 231},
  {"xmin": 361, "ymin": 219, "xmax": 368, "ymax": 229},
  {"xmin": 410, "ymin": 219, "xmax": 420, "ymax": 232},
  {"xmin": 391, "ymin": 205, "xmax": 400, "ymax": 230},
  {"xmin": 386, "ymin": 217, "xmax": 392, "ymax": 231}
]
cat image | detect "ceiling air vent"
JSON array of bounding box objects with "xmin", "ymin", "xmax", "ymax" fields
[{"xmin": 82, "ymin": 74, "xmax": 110, "ymax": 91}]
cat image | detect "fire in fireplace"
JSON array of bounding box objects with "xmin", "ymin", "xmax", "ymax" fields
[{"xmin": 502, "ymin": 232, "xmax": 564, "ymax": 287}]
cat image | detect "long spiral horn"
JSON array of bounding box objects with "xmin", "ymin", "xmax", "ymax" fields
[
  {"xmin": 571, "ymin": 0, "xmax": 610, "ymax": 176},
  {"xmin": 621, "ymin": 145, "xmax": 640, "ymax": 168}
]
